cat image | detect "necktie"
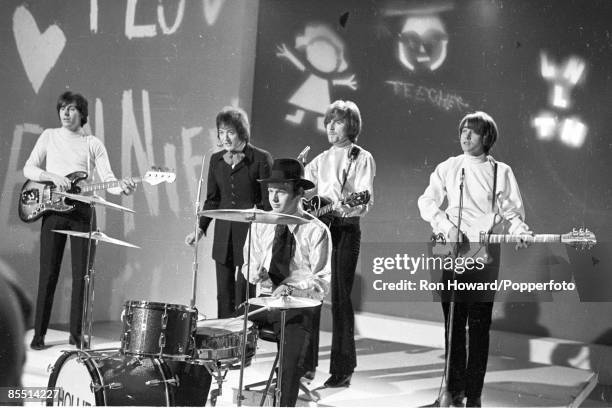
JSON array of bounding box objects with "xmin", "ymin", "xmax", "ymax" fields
[{"xmin": 268, "ymin": 224, "xmax": 294, "ymax": 287}]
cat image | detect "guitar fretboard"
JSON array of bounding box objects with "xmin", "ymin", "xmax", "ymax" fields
[
  {"xmin": 484, "ymin": 234, "xmax": 561, "ymax": 244},
  {"xmin": 80, "ymin": 177, "xmax": 144, "ymax": 193}
]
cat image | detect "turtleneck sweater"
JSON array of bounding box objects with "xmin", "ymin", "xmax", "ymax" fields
[
  {"xmin": 23, "ymin": 127, "xmax": 120, "ymax": 194},
  {"xmin": 418, "ymin": 153, "xmax": 529, "ymax": 239}
]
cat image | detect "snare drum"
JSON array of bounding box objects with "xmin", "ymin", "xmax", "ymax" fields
[
  {"xmin": 194, "ymin": 318, "xmax": 258, "ymax": 362},
  {"xmin": 120, "ymin": 300, "xmax": 196, "ymax": 359}
]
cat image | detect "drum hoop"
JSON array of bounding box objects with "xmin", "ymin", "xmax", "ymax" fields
[
  {"xmin": 47, "ymin": 350, "xmax": 107, "ymax": 406},
  {"xmin": 196, "ymin": 318, "xmax": 254, "ymax": 332},
  {"xmin": 123, "ymin": 300, "xmax": 194, "ymax": 313}
]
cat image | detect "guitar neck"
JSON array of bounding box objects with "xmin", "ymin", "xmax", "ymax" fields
[
  {"xmin": 79, "ymin": 177, "xmax": 143, "ymax": 193},
  {"xmin": 484, "ymin": 233, "xmax": 561, "ymax": 244},
  {"xmin": 313, "ymin": 203, "xmax": 334, "ymax": 218}
]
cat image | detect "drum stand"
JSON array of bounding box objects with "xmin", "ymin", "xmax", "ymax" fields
[
  {"xmin": 237, "ymin": 219, "xmax": 254, "ymax": 406},
  {"xmin": 200, "ymin": 360, "xmax": 231, "ymax": 406},
  {"xmin": 80, "ymin": 202, "xmax": 98, "ymax": 350}
]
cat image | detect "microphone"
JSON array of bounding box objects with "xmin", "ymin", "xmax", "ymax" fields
[
  {"xmin": 297, "ymin": 146, "xmax": 310, "ymax": 164},
  {"xmin": 460, "ymin": 168, "xmax": 465, "ymax": 187},
  {"xmin": 348, "ymin": 146, "xmax": 360, "ymax": 161}
]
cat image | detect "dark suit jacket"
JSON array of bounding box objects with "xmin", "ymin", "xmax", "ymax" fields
[{"xmin": 199, "ymin": 144, "xmax": 273, "ymax": 264}]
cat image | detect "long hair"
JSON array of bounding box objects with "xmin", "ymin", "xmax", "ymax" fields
[
  {"xmin": 323, "ymin": 100, "xmax": 362, "ymax": 142},
  {"xmin": 216, "ymin": 106, "xmax": 250, "ymax": 143},
  {"xmin": 458, "ymin": 111, "xmax": 498, "ymax": 153},
  {"xmin": 56, "ymin": 91, "xmax": 89, "ymax": 126}
]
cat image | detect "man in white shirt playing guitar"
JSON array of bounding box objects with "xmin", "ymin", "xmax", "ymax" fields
[{"xmin": 418, "ymin": 111, "xmax": 532, "ymax": 407}]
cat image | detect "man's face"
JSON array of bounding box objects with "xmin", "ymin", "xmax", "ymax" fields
[
  {"xmin": 326, "ymin": 115, "xmax": 349, "ymax": 145},
  {"xmin": 268, "ymin": 182, "xmax": 300, "ymax": 214},
  {"xmin": 218, "ymin": 122, "xmax": 242, "ymax": 152},
  {"xmin": 460, "ymin": 126, "xmax": 485, "ymax": 156},
  {"xmin": 59, "ymin": 103, "xmax": 82, "ymax": 132}
]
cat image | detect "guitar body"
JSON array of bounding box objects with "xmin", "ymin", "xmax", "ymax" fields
[
  {"xmin": 18, "ymin": 171, "xmax": 89, "ymax": 223},
  {"xmin": 301, "ymin": 196, "xmax": 331, "ymax": 214},
  {"xmin": 429, "ymin": 213, "xmax": 500, "ymax": 265}
]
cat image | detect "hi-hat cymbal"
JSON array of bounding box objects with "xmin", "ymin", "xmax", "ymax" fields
[
  {"xmin": 52, "ymin": 230, "xmax": 140, "ymax": 248},
  {"xmin": 54, "ymin": 192, "xmax": 135, "ymax": 213},
  {"xmin": 249, "ymin": 295, "xmax": 321, "ymax": 309},
  {"xmin": 198, "ymin": 209, "xmax": 308, "ymax": 225}
]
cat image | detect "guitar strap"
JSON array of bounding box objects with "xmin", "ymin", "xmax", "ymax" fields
[
  {"xmin": 491, "ymin": 162, "xmax": 498, "ymax": 212},
  {"xmin": 341, "ymin": 145, "xmax": 360, "ymax": 194}
]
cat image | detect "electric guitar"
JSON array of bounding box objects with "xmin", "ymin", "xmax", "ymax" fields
[
  {"xmin": 430, "ymin": 213, "xmax": 597, "ymax": 263},
  {"xmin": 18, "ymin": 167, "xmax": 176, "ymax": 223},
  {"xmin": 301, "ymin": 191, "xmax": 370, "ymax": 218}
]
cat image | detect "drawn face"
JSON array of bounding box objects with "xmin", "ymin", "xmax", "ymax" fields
[
  {"xmin": 460, "ymin": 126, "xmax": 485, "ymax": 156},
  {"xmin": 326, "ymin": 116, "xmax": 349, "ymax": 146},
  {"xmin": 398, "ymin": 15, "xmax": 448, "ymax": 72},
  {"xmin": 268, "ymin": 182, "xmax": 299, "ymax": 214},
  {"xmin": 306, "ymin": 38, "xmax": 340, "ymax": 73},
  {"xmin": 59, "ymin": 103, "xmax": 82, "ymax": 132},
  {"xmin": 217, "ymin": 122, "xmax": 241, "ymax": 152}
]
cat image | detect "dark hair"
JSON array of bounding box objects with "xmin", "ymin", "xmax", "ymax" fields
[
  {"xmin": 216, "ymin": 106, "xmax": 250, "ymax": 143},
  {"xmin": 56, "ymin": 91, "xmax": 89, "ymax": 126},
  {"xmin": 458, "ymin": 111, "xmax": 498, "ymax": 153},
  {"xmin": 323, "ymin": 100, "xmax": 362, "ymax": 142}
]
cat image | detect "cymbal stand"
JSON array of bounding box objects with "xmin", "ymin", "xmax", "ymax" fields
[
  {"xmin": 237, "ymin": 219, "xmax": 254, "ymax": 406},
  {"xmin": 190, "ymin": 155, "xmax": 206, "ymax": 309},
  {"xmin": 80, "ymin": 202, "xmax": 98, "ymax": 350}
]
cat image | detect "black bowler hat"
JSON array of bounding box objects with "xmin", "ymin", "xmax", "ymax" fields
[{"xmin": 258, "ymin": 158, "xmax": 315, "ymax": 190}]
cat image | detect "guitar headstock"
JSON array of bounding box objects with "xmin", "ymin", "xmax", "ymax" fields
[
  {"xmin": 561, "ymin": 228, "xmax": 597, "ymax": 250},
  {"xmin": 343, "ymin": 191, "xmax": 371, "ymax": 208},
  {"xmin": 143, "ymin": 167, "xmax": 176, "ymax": 185}
]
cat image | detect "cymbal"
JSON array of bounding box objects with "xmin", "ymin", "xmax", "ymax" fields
[
  {"xmin": 52, "ymin": 230, "xmax": 140, "ymax": 248},
  {"xmin": 55, "ymin": 192, "xmax": 135, "ymax": 213},
  {"xmin": 198, "ymin": 209, "xmax": 308, "ymax": 225},
  {"xmin": 249, "ymin": 295, "xmax": 321, "ymax": 309}
]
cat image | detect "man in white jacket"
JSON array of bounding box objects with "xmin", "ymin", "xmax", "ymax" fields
[{"xmin": 418, "ymin": 111, "xmax": 532, "ymax": 407}]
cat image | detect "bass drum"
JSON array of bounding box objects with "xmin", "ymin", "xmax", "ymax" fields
[{"xmin": 46, "ymin": 349, "xmax": 211, "ymax": 406}]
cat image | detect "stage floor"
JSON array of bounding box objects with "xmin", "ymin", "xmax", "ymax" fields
[{"xmin": 22, "ymin": 322, "xmax": 602, "ymax": 407}]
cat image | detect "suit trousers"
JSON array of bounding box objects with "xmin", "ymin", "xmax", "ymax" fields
[
  {"xmin": 324, "ymin": 215, "xmax": 361, "ymax": 375},
  {"xmin": 34, "ymin": 206, "xmax": 95, "ymax": 339}
]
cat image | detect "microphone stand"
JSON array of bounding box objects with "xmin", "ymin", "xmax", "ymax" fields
[
  {"xmin": 434, "ymin": 168, "xmax": 465, "ymax": 407},
  {"xmin": 190, "ymin": 155, "xmax": 206, "ymax": 309}
]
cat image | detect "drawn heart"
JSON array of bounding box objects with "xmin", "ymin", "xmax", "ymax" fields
[{"xmin": 13, "ymin": 6, "xmax": 66, "ymax": 94}]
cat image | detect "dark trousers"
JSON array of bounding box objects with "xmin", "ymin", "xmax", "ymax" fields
[
  {"xmin": 34, "ymin": 206, "xmax": 95, "ymax": 339},
  {"xmin": 215, "ymin": 260, "xmax": 255, "ymax": 318},
  {"xmin": 439, "ymin": 245, "xmax": 500, "ymax": 400},
  {"xmin": 324, "ymin": 216, "xmax": 361, "ymax": 375},
  {"xmin": 441, "ymin": 301, "xmax": 493, "ymax": 399},
  {"xmin": 250, "ymin": 304, "xmax": 321, "ymax": 407}
]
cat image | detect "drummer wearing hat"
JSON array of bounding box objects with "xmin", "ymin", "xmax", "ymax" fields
[{"xmin": 242, "ymin": 158, "xmax": 331, "ymax": 407}]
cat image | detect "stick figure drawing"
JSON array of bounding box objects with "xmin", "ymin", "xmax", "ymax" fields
[{"xmin": 276, "ymin": 23, "xmax": 357, "ymax": 132}]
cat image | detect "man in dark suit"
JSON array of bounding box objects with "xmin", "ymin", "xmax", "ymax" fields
[{"xmin": 186, "ymin": 106, "xmax": 273, "ymax": 318}]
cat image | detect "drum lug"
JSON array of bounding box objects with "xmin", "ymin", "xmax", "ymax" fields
[
  {"xmin": 145, "ymin": 376, "xmax": 180, "ymax": 387},
  {"xmin": 47, "ymin": 363, "xmax": 55, "ymax": 373},
  {"xmin": 90, "ymin": 382, "xmax": 123, "ymax": 392}
]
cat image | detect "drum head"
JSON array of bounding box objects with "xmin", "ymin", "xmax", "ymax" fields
[
  {"xmin": 47, "ymin": 351, "xmax": 100, "ymax": 406},
  {"xmin": 124, "ymin": 299, "xmax": 193, "ymax": 313},
  {"xmin": 196, "ymin": 318, "xmax": 252, "ymax": 336}
]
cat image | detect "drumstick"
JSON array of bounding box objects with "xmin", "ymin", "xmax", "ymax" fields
[{"xmin": 227, "ymin": 305, "xmax": 270, "ymax": 322}]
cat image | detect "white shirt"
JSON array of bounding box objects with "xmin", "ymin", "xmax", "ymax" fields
[
  {"xmin": 242, "ymin": 212, "xmax": 331, "ymax": 301},
  {"xmin": 305, "ymin": 143, "xmax": 375, "ymax": 217},
  {"xmin": 418, "ymin": 153, "xmax": 530, "ymax": 239},
  {"xmin": 23, "ymin": 127, "xmax": 120, "ymax": 194}
]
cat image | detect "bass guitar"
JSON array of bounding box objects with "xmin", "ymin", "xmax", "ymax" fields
[
  {"xmin": 18, "ymin": 167, "xmax": 175, "ymax": 223},
  {"xmin": 301, "ymin": 191, "xmax": 370, "ymax": 218}
]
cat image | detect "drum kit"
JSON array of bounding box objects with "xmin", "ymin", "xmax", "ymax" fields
[{"xmin": 46, "ymin": 190, "xmax": 321, "ymax": 407}]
